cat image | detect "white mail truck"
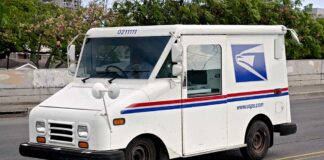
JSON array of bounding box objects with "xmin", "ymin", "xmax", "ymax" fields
[{"xmin": 20, "ymin": 25, "xmax": 297, "ymax": 160}]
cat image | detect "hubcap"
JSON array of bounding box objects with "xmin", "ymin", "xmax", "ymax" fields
[
  {"xmin": 132, "ymin": 145, "xmax": 148, "ymax": 160},
  {"xmin": 252, "ymin": 130, "xmax": 266, "ymax": 153}
]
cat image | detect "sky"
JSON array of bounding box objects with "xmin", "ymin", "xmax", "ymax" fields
[
  {"xmin": 82, "ymin": 0, "xmax": 324, "ymax": 9},
  {"xmin": 302, "ymin": 0, "xmax": 324, "ymax": 8}
]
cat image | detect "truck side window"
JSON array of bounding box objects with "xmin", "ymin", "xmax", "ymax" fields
[
  {"xmin": 157, "ymin": 52, "xmax": 176, "ymax": 78},
  {"xmin": 187, "ymin": 44, "xmax": 222, "ymax": 97}
]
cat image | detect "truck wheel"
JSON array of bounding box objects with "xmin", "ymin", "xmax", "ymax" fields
[
  {"xmin": 240, "ymin": 121, "xmax": 270, "ymax": 160},
  {"xmin": 125, "ymin": 137, "xmax": 157, "ymax": 160}
]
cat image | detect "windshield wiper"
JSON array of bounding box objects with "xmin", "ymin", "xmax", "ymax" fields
[
  {"xmin": 81, "ymin": 73, "xmax": 105, "ymax": 83},
  {"xmin": 82, "ymin": 71, "xmax": 121, "ymax": 83},
  {"xmin": 81, "ymin": 76, "xmax": 92, "ymax": 83},
  {"xmin": 108, "ymin": 76, "xmax": 117, "ymax": 84}
]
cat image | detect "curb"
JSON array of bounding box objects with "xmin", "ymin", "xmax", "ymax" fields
[
  {"xmin": 0, "ymin": 110, "xmax": 28, "ymax": 118},
  {"xmin": 290, "ymin": 91, "xmax": 324, "ymax": 100},
  {"xmin": 0, "ymin": 104, "xmax": 36, "ymax": 117}
]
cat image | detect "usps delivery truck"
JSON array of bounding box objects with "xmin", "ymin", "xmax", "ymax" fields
[{"xmin": 20, "ymin": 25, "xmax": 297, "ymax": 160}]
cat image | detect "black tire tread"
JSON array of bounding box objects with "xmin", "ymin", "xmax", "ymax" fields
[
  {"xmin": 125, "ymin": 137, "xmax": 157, "ymax": 160},
  {"xmin": 240, "ymin": 121, "xmax": 270, "ymax": 160}
]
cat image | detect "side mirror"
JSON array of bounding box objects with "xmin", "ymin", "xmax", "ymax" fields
[
  {"xmin": 67, "ymin": 45, "xmax": 76, "ymax": 75},
  {"xmin": 68, "ymin": 45, "xmax": 76, "ymax": 61},
  {"xmin": 92, "ymin": 83, "xmax": 120, "ymax": 99},
  {"xmin": 172, "ymin": 43, "xmax": 183, "ymax": 63},
  {"xmin": 107, "ymin": 83, "xmax": 120, "ymax": 99},
  {"xmin": 172, "ymin": 64, "xmax": 183, "ymax": 76},
  {"xmin": 92, "ymin": 83, "xmax": 106, "ymax": 99}
]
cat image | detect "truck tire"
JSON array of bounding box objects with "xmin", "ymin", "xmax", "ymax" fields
[
  {"xmin": 125, "ymin": 137, "xmax": 157, "ymax": 160},
  {"xmin": 240, "ymin": 121, "xmax": 270, "ymax": 160}
]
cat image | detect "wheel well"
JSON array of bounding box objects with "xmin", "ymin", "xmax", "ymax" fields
[
  {"xmin": 128, "ymin": 134, "xmax": 170, "ymax": 160},
  {"xmin": 245, "ymin": 114, "xmax": 274, "ymax": 147}
]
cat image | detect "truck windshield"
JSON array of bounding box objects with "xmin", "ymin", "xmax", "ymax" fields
[{"xmin": 76, "ymin": 36, "xmax": 170, "ymax": 79}]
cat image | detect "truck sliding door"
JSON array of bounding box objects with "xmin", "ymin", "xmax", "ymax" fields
[{"xmin": 181, "ymin": 35, "xmax": 227, "ymax": 155}]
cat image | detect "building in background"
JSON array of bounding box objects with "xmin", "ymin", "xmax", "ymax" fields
[
  {"xmin": 42, "ymin": 0, "xmax": 82, "ymax": 9},
  {"xmin": 312, "ymin": 8, "xmax": 324, "ymax": 19}
]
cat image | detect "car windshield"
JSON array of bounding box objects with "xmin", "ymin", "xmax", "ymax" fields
[{"xmin": 76, "ymin": 36, "xmax": 170, "ymax": 79}]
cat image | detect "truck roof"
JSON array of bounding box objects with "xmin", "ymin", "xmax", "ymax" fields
[{"xmin": 86, "ymin": 25, "xmax": 287, "ymax": 38}]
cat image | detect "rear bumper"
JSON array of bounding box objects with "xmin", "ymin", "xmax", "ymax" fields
[
  {"xmin": 274, "ymin": 123, "xmax": 297, "ymax": 136},
  {"xmin": 19, "ymin": 142, "xmax": 125, "ymax": 160}
]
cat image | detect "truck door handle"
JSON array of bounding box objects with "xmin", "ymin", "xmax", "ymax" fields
[{"xmin": 274, "ymin": 88, "xmax": 282, "ymax": 94}]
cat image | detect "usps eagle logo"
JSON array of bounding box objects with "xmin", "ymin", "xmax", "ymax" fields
[{"xmin": 231, "ymin": 44, "xmax": 267, "ymax": 82}]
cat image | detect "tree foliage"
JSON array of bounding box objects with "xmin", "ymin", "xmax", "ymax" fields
[
  {"xmin": 0, "ymin": 0, "xmax": 324, "ymax": 68},
  {"xmin": 0, "ymin": 0, "xmax": 37, "ymax": 58},
  {"xmin": 0, "ymin": 0, "xmax": 109, "ymax": 68},
  {"xmin": 111, "ymin": 0, "xmax": 324, "ymax": 60}
]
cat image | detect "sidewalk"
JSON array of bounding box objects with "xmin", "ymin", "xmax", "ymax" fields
[{"xmin": 289, "ymin": 85, "xmax": 324, "ymax": 100}]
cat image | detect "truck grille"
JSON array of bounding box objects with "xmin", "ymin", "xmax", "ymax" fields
[{"xmin": 49, "ymin": 122, "xmax": 74, "ymax": 143}]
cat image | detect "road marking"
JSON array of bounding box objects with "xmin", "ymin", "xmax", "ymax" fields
[
  {"xmin": 276, "ymin": 150, "xmax": 324, "ymax": 160},
  {"xmin": 295, "ymin": 154, "xmax": 324, "ymax": 160}
]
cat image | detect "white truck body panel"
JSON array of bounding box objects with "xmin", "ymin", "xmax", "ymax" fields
[{"xmin": 27, "ymin": 25, "xmax": 292, "ymax": 159}]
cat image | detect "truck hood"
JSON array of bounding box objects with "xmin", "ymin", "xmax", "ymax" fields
[
  {"xmin": 39, "ymin": 83, "xmax": 142, "ymax": 111},
  {"xmin": 39, "ymin": 80, "xmax": 171, "ymax": 111}
]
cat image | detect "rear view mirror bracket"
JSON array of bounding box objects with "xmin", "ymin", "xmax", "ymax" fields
[{"xmin": 287, "ymin": 29, "xmax": 301, "ymax": 44}]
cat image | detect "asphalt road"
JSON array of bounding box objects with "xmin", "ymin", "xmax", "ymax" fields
[{"xmin": 1, "ymin": 98, "xmax": 324, "ymax": 160}]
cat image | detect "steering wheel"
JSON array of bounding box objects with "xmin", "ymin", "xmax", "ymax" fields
[{"xmin": 105, "ymin": 65, "xmax": 128, "ymax": 78}]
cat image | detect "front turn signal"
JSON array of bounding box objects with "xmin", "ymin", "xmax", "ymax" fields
[
  {"xmin": 37, "ymin": 136, "xmax": 46, "ymax": 143},
  {"xmin": 79, "ymin": 141, "xmax": 89, "ymax": 149},
  {"xmin": 113, "ymin": 118, "xmax": 125, "ymax": 126}
]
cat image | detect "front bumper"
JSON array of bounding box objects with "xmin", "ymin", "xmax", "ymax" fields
[
  {"xmin": 19, "ymin": 142, "xmax": 125, "ymax": 160},
  {"xmin": 274, "ymin": 123, "xmax": 297, "ymax": 136}
]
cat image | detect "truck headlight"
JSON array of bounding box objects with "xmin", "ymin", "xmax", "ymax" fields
[
  {"xmin": 77, "ymin": 125, "xmax": 88, "ymax": 138},
  {"xmin": 36, "ymin": 121, "xmax": 46, "ymax": 133}
]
